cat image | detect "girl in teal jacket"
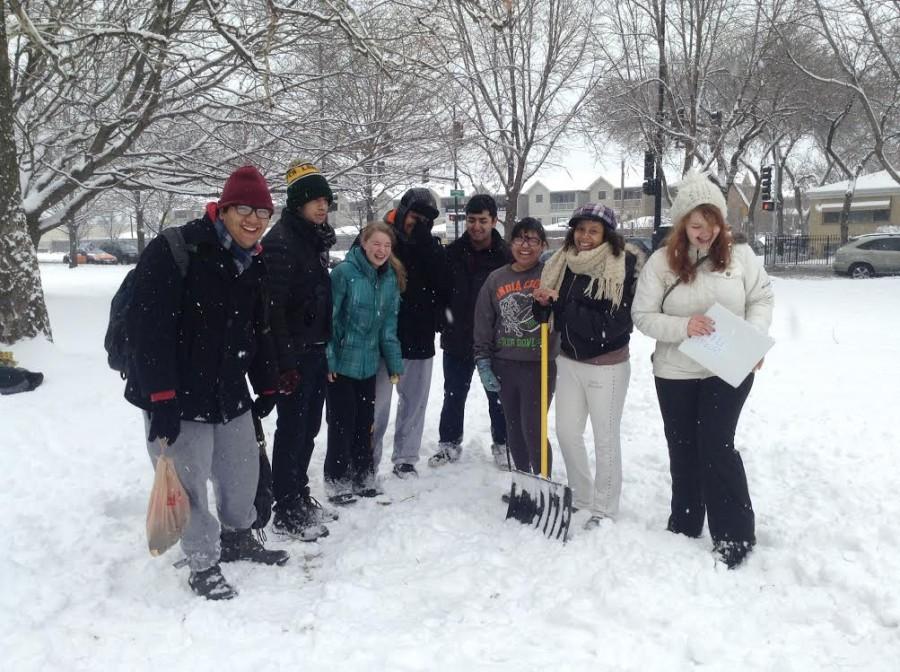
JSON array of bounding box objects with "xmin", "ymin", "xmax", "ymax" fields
[{"xmin": 324, "ymin": 222, "xmax": 405, "ymax": 502}]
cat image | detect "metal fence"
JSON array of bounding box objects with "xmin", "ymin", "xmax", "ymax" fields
[{"xmin": 763, "ymin": 234, "xmax": 840, "ymax": 268}]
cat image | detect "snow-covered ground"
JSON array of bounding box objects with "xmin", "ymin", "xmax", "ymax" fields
[{"xmin": 3, "ymin": 265, "xmax": 898, "ymax": 671}]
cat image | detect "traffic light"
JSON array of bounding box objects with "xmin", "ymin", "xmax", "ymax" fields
[
  {"xmin": 642, "ymin": 151, "xmax": 656, "ymax": 195},
  {"xmin": 760, "ymin": 165, "xmax": 774, "ymax": 209}
]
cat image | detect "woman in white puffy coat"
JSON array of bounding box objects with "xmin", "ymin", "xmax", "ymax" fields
[{"xmin": 632, "ymin": 170, "xmax": 774, "ymax": 569}]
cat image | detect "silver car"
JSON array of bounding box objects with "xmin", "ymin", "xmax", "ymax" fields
[{"xmin": 833, "ymin": 233, "xmax": 900, "ymax": 278}]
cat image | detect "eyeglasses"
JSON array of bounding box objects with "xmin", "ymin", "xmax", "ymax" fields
[
  {"xmin": 234, "ymin": 205, "xmax": 272, "ymax": 220},
  {"xmin": 512, "ymin": 236, "xmax": 543, "ymax": 247}
]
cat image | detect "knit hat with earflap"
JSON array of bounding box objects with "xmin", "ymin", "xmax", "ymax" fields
[
  {"xmin": 219, "ymin": 165, "xmax": 274, "ymax": 214},
  {"xmin": 669, "ymin": 169, "xmax": 728, "ymax": 226},
  {"xmin": 286, "ymin": 161, "xmax": 334, "ymax": 213}
]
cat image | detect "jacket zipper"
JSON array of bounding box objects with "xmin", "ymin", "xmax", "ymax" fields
[{"xmin": 563, "ymin": 277, "xmax": 579, "ymax": 360}]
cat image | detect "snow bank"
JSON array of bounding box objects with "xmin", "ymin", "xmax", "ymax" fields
[{"xmin": 2, "ymin": 265, "xmax": 898, "ymax": 670}]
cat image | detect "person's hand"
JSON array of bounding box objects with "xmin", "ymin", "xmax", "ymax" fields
[
  {"xmin": 278, "ymin": 369, "xmax": 300, "ymax": 394},
  {"xmin": 411, "ymin": 218, "xmax": 433, "ymax": 246},
  {"xmin": 148, "ymin": 399, "xmax": 181, "ymax": 446},
  {"xmin": 533, "ymin": 287, "xmax": 559, "ymax": 306},
  {"xmin": 686, "ymin": 314, "xmax": 716, "ymax": 337},
  {"xmin": 252, "ymin": 394, "xmax": 277, "ymax": 418},
  {"xmin": 754, "ymin": 357, "xmax": 765, "ymax": 371},
  {"xmin": 327, "ymin": 372, "xmax": 337, "ymax": 383},
  {"xmin": 476, "ymin": 359, "xmax": 501, "ymax": 393},
  {"xmin": 389, "ymin": 374, "xmax": 401, "ymax": 385}
]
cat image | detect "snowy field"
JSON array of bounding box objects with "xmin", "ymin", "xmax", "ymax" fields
[{"xmin": 2, "ymin": 264, "xmax": 899, "ymax": 671}]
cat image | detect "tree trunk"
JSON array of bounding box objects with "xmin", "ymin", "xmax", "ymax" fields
[
  {"xmin": 67, "ymin": 224, "xmax": 78, "ymax": 268},
  {"xmin": 0, "ymin": 3, "xmax": 52, "ymax": 344}
]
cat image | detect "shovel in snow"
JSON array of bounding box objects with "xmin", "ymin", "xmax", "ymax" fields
[{"xmin": 505, "ymin": 317, "xmax": 573, "ymax": 542}]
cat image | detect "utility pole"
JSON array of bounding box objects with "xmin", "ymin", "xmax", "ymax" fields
[{"xmin": 650, "ymin": 0, "xmax": 667, "ymax": 250}]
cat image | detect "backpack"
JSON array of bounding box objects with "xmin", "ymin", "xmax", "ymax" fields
[{"xmin": 104, "ymin": 228, "xmax": 193, "ymax": 377}]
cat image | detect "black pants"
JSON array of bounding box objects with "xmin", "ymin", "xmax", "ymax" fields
[
  {"xmin": 655, "ymin": 375, "xmax": 755, "ymax": 546},
  {"xmin": 324, "ymin": 374, "xmax": 376, "ymax": 490},
  {"xmin": 272, "ymin": 350, "xmax": 327, "ymax": 512},
  {"xmin": 494, "ymin": 359, "xmax": 556, "ymax": 476},
  {"xmin": 438, "ymin": 351, "xmax": 507, "ymax": 446}
]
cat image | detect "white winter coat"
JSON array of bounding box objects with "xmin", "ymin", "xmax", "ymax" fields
[{"xmin": 632, "ymin": 243, "xmax": 774, "ymax": 380}]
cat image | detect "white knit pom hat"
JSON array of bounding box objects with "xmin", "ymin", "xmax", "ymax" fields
[{"xmin": 669, "ymin": 169, "xmax": 728, "ymax": 226}]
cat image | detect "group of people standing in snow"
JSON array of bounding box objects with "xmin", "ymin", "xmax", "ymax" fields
[{"xmin": 123, "ymin": 161, "xmax": 773, "ymax": 600}]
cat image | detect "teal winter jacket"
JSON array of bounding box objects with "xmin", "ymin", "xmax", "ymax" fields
[{"xmin": 327, "ymin": 246, "xmax": 403, "ymax": 379}]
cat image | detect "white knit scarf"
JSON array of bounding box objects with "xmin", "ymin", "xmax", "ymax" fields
[{"xmin": 540, "ymin": 242, "xmax": 626, "ymax": 309}]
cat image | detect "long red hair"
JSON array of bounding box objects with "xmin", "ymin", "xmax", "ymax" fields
[{"xmin": 665, "ymin": 205, "xmax": 732, "ymax": 283}]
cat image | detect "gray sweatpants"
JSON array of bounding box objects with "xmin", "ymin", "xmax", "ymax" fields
[
  {"xmin": 372, "ymin": 357, "xmax": 434, "ymax": 468},
  {"xmin": 144, "ymin": 410, "xmax": 258, "ymax": 572}
]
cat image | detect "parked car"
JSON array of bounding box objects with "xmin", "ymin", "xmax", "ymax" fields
[
  {"xmin": 61, "ymin": 247, "xmax": 118, "ymax": 265},
  {"xmin": 833, "ymin": 233, "xmax": 900, "ymax": 278},
  {"xmin": 98, "ymin": 241, "xmax": 140, "ymax": 264}
]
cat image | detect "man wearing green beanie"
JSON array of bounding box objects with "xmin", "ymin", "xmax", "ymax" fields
[{"xmin": 262, "ymin": 161, "xmax": 339, "ymax": 540}]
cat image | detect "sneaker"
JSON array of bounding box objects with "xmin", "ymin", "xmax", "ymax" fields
[
  {"xmin": 353, "ymin": 484, "xmax": 384, "ymax": 498},
  {"xmin": 272, "ymin": 509, "xmax": 330, "ymax": 542},
  {"xmin": 327, "ymin": 492, "xmax": 358, "ymax": 507},
  {"xmin": 392, "ymin": 463, "xmax": 418, "ymax": 479},
  {"xmin": 188, "ymin": 564, "xmax": 236, "ymax": 600},
  {"xmin": 428, "ymin": 443, "xmax": 461, "ymax": 467},
  {"xmin": 714, "ymin": 540, "xmax": 753, "ymax": 569},
  {"xmin": 583, "ymin": 515, "xmax": 609, "ymax": 532},
  {"xmin": 302, "ymin": 493, "xmax": 339, "ymax": 523},
  {"xmin": 491, "ymin": 444, "xmax": 510, "ymax": 470},
  {"xmin": 220, "ymin": 528, "xmax": 290, "ymax": 566}
]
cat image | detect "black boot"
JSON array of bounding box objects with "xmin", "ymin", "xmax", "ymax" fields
[
  {"xmin": 220, "ymin": 528, "xmax": 290, "ymax": 566},
  {"xmin": 714, "ymin": 540, "xmax": 753, "ymax": 569},
  {"xmin": 188, "ymin": 564, "xmax": 237, "ymax": 600}
]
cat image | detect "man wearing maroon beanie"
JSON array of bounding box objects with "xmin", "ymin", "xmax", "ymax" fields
[{"xmin": 124, "ymin": 165, "xmax": 288, "ymax": 600}]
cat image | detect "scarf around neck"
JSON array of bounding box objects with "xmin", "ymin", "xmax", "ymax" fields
[
  {"xmin": 214, "ymin": 218, "xmax": 261, "ymax": 275},
  {"xmin": 540, "ymin": 242, "xmax": 626, "ymax": 309}
]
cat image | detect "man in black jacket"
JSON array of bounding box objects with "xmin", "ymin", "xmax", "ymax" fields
[
  {"xmin": 261, "ymin": 162, "xmax": 337, "ymax": 539},
  {"xmin": 127, "ymin": 165, "xmax": 288, "ymax": 600},
  {"xmin": 429, "ymin": 194, "xmax": 511, "ymax": 468},
  {"xmin": 372, "ymin": 188, "xmax": 447, "ymax": 479}
]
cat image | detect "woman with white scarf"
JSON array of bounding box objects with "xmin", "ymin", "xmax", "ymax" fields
[{"xmin": 534, "ymin": 204, "xmax": 643, "ymax": 531}]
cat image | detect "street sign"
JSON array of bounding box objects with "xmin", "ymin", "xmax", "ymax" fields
[{"xmin": 450, "ymin": 189, "xmax": 465, "ymax": 198}]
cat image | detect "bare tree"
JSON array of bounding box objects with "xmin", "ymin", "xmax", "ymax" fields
[{"xmin": 425, "ymin": 0, "xmax": 603, "ymax": 230}]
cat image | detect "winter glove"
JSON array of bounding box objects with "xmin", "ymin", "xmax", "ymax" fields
[
  {"xmin": 278, "ymin": 368, "xmax": 301, "ymax": 395},
  {"xmin": 252, "ymin": 394, "xmax": 277, "ymax": 419},
  {"xmin": 476, "ymin": 358, "xmax": 501, "ymax": 393},
  {"xmin": 411, "ymin": 219, "xmax": 434, "ymax": 247},
  {"xmin": 532, "ymin": 298, "xmax": 554, "ymax": 324},
  {"xmin": 148, "ymin": 399, "xmax": 181, "ymax": 446}
]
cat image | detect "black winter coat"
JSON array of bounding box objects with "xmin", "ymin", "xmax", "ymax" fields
[
  {"xmin": 387, "ymin": 207, "xmax": 448, "ymax": 360},
  {"xmin": 261, "ymin": 210, "xmax": 332, "ymax": 370},
  {"xmin": 552, "ymin": 251, "xmax": 639, "ymax": 361},
  {"xmin": 439, "ymin": 230, "xmax": 511, "ymax": 359},
  {"xmin": 124, "ymin": 214, "xmax": 278, "ymax": 423}
]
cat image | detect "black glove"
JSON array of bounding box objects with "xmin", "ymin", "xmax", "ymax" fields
[
  {"xmin": 148, "ymin": 399, "xmax": 181, "ymax": 446},
  {"xmin": 532, "ymin": 298, "xmax": 554, "ymax": 324},
  {"xmin": 411, "ymin": 219, "xmax": 434, "ymax": 247},
  {"xmin": 253, "ymin": 394, "xmax": 277, "ymax": 419}
]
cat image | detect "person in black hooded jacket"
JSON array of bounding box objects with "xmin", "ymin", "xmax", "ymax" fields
[
  {"xmin": 126, "ymin": 165, "xmax": 287, "ymax": 601},
  {"xmin": 260, "ymin": 161, "xmax": 337, "ymax": 542},
  {"xmin": 371, "ymin": 187, "xmax": 448, "ymax": 479}
]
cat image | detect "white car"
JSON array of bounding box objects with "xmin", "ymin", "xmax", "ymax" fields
[{"xmin": 833, "ymin": 233, "xmax": 900, "ymax": 278}]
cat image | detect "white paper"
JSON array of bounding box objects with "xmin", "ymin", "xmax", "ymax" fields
[{"xmin": 677, "ymin": 302, "xmax": 775, "ymax": 388}]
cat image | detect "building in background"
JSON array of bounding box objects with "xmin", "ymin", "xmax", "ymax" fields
[{"xmin": 806, "ymin": 171, "xmax": 900, "ymax": 237}]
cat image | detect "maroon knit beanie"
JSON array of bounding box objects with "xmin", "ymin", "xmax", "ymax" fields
[{"xmin": 218, "ymin": 165, "xmax": 274, "ymax": 213}]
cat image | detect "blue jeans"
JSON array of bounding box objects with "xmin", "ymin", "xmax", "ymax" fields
[
  {"xmin": 438, "ymin": 351, "xmax": 506, "ymax": 446},
  {"xmin": 272, "ymin": 350, "xmax": 327, "ymax": 512}
]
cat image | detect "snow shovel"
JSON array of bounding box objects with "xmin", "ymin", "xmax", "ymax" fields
[{"xmin": 505, "ymin": 316, "xmax": 573, "ymax": 542}]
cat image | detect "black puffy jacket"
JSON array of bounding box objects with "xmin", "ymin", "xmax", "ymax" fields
[
  {"xmin": 439, "ymin": 230, "xmax": 511, "ymax": 359},
  {"xmin": 386, "ymin": 206, "xmax": 448, "ymax": 360},
  {"xmin": 553, "ymin": 251, "xmax": 639, "ymax": 361},
  {"xmin": 124, "ymin": 212, "xmax": 278, "ymax": 423},
  {"xmin": 261, "ymin": 210, "xmax": 332, "ymax": 370}
]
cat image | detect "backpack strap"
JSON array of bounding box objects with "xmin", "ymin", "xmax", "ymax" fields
[{"xmin": 161, "ymin": 227, "xmax": 193, "ymax": 278}]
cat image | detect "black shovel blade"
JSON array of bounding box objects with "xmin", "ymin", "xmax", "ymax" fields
[{"xmin": 505, "ymin": 470, "xmax": 573, "ymax": 542}]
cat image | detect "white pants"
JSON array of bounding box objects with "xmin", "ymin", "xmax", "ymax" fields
[{"xmin": 555, "ymin": 356, "xmax": 630, "ymax": 518}]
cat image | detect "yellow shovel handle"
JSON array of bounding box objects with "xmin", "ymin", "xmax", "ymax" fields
[{"xmin": 540, "ymin": 321, "xmax": 548, "ymax": 478}]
